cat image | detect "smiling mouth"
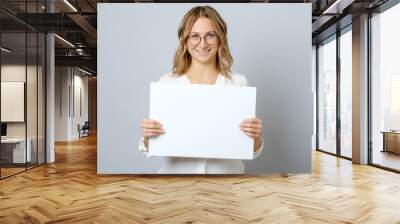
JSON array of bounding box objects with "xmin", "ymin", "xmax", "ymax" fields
[{"xmin": 195, "ymin": 49, "xmax": 211, "ymax": 56}]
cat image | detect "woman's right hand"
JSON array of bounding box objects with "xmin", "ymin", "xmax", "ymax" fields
[{"xmin": 141, "ymin": 119, "xmax": 165, "ymax": 148}]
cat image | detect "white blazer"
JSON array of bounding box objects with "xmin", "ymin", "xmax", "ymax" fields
[{"xmin": 138, "ymin": 72, "xmax": 264, "ymax": 174}]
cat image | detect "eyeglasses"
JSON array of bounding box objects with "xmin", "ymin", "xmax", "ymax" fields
[{"xmin": 188, "ymin": 32, "xmax": 219, "ymax": 46}]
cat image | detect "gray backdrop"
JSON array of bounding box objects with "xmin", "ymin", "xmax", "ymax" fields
[{"xmin": 97, "ymin": 3, "xmax": 312, "ymax": 174}]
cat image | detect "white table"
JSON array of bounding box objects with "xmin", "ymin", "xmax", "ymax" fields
[{"xmin": 1, "ymin": 138, "xmax": 31, "ymax": 163}]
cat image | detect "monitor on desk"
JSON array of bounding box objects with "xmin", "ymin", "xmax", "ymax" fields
[{"xmin": 1, "ymin": 123, "xmax": 7, "ymax": 138}]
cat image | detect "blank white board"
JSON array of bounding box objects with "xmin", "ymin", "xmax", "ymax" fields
[
  {"xmin": 149, "ymin": 83, "xmax": 256, "ymax": 160},
  {"xmin": 1, "ymin": 82, "xmax": 25, "ymax": 122}
]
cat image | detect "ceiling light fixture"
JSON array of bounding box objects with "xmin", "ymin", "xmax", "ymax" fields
[
  {"xmin": 78, "ymin": 67, "xmax": 93, "ymax": 76},
  {"xmin": 63, "ymin": 0, "xmax": 78, "ymax": 12},
  {"xmin": 76, "ymin": 48, "xmax": 84, "ymax": 55},
  {"xmin": 1, "ymin": 47, "xmax": 11, "ymax": 53},
  {"xmin": 54, "ymin": 34, "xmax": 75, "ymax": 48},
  {"xmin": 322, "ymin": 0, "xmax": 354, "ymax": 14}
]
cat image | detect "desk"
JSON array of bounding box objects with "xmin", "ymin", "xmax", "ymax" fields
[
  {"xmin": 1, "ymin": 138, "xmax": 31, "ymax": 163},
  {"xmin": 382, "ymin": 131, "xmax": 400, "ymax": 154}
]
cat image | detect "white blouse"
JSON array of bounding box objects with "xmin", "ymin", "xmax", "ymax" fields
[{"xmin": 137, "ymin": 72, "xmax": 264, "ymax": 174}]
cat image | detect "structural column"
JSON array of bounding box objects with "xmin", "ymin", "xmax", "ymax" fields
[
  {"xmin": 352, "ymin": 14, "xmax": 369, "ymax": 164},
  {"xmin": 46, "ymin": 1, "xmax": 55, "ymax": 163}
]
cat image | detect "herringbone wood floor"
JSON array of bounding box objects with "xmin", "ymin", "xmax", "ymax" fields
[{"xmin": 1, "ymin": 134, "xmax": 400, "ymax": 224}]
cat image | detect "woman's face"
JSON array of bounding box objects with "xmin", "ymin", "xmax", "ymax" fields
[{"xmin": 186, "ymin": 17, "xmax": 219, "ymax": 64}]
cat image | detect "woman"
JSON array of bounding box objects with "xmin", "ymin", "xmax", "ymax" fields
[{"xmin": 138, "ymin": 5, "xmax": 264, "ymax": 174}]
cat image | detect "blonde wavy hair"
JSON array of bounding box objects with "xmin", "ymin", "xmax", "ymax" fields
[{"xmin": 172, "ymin": 6, "xmax": 233, "ymax": 77}]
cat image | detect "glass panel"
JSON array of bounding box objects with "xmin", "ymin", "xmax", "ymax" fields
[
  {"xmin": 38, "ymin": 32, "xmax": 45, "ymax": 165},
  {"xmin": 371, "ymin": 4, "xmax": 400, "ymax": 171},
  {"xmin": 318, "ymin": 37, "xmax": 337, "ymax": 154},
  {"xmin": 312, "ymin": 46, "xmax": 317, "ymax": 150},
  {"xmin": 1, "ymin": 31, "xmax": 27, "ymax": 178},
  {"xmin": 26, "ymin": 0, "xmax": 39, "ymax": 170},
  {"xmin": 27, "ymin": 31, "xmax": 38, "ymax": 169},
  {"xmin": 340, "ymin": 29, "xmax": 352, "ymax": 158},
  {"xmin": 0, "ymin": 1, "xmax": 46, "ymax": 178},
  {"xmin": 0, "ymin": 2, "xmax": 28, "ymax": 32}
]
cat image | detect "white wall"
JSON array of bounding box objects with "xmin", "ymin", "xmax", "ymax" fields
[
  {"xmin": 55, "ymin": 67, "xmax": 89, "ymax": 141},
  {"xmin": 72, "ymin": 73, "xmax": 89, "ymax": 138},
  {"xmin": 55, "ymin": 66, "xmax": 70, "ymax": 141}
]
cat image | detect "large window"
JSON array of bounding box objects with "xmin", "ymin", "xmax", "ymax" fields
[
  {"xmin": 340, "ymin": 28, "xmax": 352, "ymax": 158},
  {"xmin": 371, "ymin": 3, "xmax": 400, "ymax": 171},
  {"xmin": 316, "ymin": 26, "xmax": 353, "ymax": 159},
  {"xmin": 318, "ymin": 36, "xmax": 337, "ymax": 154}
]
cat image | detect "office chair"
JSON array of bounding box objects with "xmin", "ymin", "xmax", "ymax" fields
[{"xmin": 79, "ymin": 121, "xmax": 90, "ymax": 138}]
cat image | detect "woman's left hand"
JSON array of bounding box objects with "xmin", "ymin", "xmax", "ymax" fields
[{"xmin": 239, "ymin": 117, "xmax": 263, "ymax": 140}]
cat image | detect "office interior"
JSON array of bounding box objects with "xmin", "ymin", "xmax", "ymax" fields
[{"xmin": 0, "ymin": 0, "xmax": 399, "ymax": 222}]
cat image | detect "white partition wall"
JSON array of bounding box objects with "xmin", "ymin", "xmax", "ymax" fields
[{"xmin": 54, "ymin": 67, "xmax": 89, "ymax": 141}]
